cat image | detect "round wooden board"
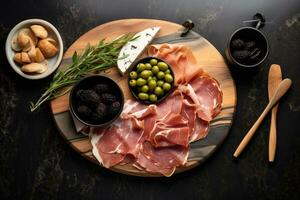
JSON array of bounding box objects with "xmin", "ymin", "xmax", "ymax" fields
[{"xmin": 50, "ymin": 19, "xmax": 237, "ymax": 177}]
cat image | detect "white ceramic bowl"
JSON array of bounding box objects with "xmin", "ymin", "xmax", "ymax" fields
[{"xmin": 5, "ymin": 19, "xmax": 63, "ymax": 80}]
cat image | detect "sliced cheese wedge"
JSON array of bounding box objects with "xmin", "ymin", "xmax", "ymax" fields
[{"xmin": 117, "ymin": 27, "xmax": 160, "ymax": 75}]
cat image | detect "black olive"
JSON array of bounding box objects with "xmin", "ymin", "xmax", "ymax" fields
[
  {"xmin": 110, "ymin": 101, "xmax": 121, "ymax": 115},
  {"xmin": 97, "ymin": 103, "xmax": 107, "ymax": 115},
  {"xmin": 91, "ymin": 113, "xmax": 103, "ymax": 122},
  {"xmin": 232, "ymin": 50, "xmax": 250, "ymax": 61},
  {"xmin": 249, "ymin": 48, "xmax": 262, "ymax": 60},
  {"xmin": 245, "ymin": 41, "xmax": 256, "ymax": 50},
  {"xmin": 76, "ymin": 89, "xmax": 100, "ymax": 106},
  {"xmin": 77, "ymin": 105, "xmax": 92, "ymax": 118},
  {"xmin": 76, "ymin": 89, "xmax": 84, "ymax": 98},
  {"xmin": 231, "ymin": 39, "xmax": 245, "ymax": 50},
  {"xmin": 91, "ymin": 103, "xmax": 107, "ymax": 122},
  {"xmin": 101, "ymin": 93, "xmax": 117, "ymax": 104},
  {"xmin": 94, "ymin": 84, "xmax": 110, "ymax": 94}
]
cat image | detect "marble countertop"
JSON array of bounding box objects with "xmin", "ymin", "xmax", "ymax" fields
[{"xmin": 0, "ymin": 0, "xmax": 299, "ymax": 199}]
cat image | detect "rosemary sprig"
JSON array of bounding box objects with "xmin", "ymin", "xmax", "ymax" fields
[{"xmin": 30, "ymin": 34, "xmax": 133, "ymax": 112}]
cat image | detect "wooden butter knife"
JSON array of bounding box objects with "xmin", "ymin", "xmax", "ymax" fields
[{"xmin": 268, "ymin": 64, "xmax": 282, "ymax": 162}]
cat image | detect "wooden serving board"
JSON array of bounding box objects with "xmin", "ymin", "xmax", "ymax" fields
[{"xmin": 50, "ymin": 19, "xmax": 237, "ymax": 177}]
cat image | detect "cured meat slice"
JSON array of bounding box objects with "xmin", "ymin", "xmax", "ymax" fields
[
  {"xmin": 126, "ymin": 104, "xmax": 156, "ymax": 119},
  {"xmin": 119, "ymin": 154, "xmax": 136, "ymax": 165},
  {"xmin": 135, "ymin": 141, "xmax": 189, "ymax": 177},
  {"xmin": 151, "ymin": 125, "xmax": 190, "ymax": 147},
  {"xmin": 96, "ymin": 117, "xmax": 143, "ymax": 154},
  {"xmin": 142, "ymin": 141, "xmax": 188, "ymax": 167},
  {"xmin": 91, "ymin": 116, "xmax": 144, "ymax": 167},
  {"xmin": 190, "ymin": 118, "xmax": 209, "ymax": 142},
  {"xmin": 142, "ymin": 114, "xmax": 157, "ymax": 140},
  {"xmin": 179, "ymin": 99, "xmax": 209, "ymax": 142},
  {"xmin": 148, "ymin": 44, "xmax": 203, "ymax": 85},
  {"xmin": 147, "ymin": 93, "xmax": 191, "ymax": 147},
  {"xmin": 121, "ymin": 100, "xmax": 156, "ymax": 119},
  {"xmin": 134, "ymin": 149, "xmax": 176, "ymax": 177},
  {"xmin": 180, "ymin": 99, "xmax": 197, "ymax": 135},
  {"xmin": 122, "ymin": 100, "xmax": 140, "ymax": 114},
  {"xmin": 122, "ymin": 102, "xmax": 157, "ymax": 139},
  {"xmin": 161, "ymin": 113, "xmax": 188, "ymax": 127},
  {"xmin": 156, "ymin": 92, "xmax": 182, "ymax": 120},
  {"xmin": 91, "ymin": 133, "xmax": 125, "ymax": 168},
  {"xmin": 179, "ymin": 75, "xmax": 222, "ymax": 121}
]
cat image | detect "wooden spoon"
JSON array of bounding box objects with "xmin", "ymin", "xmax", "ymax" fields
[{"xmin": 233, "ymin": 78, "xmax": 292, "ymax": 158}]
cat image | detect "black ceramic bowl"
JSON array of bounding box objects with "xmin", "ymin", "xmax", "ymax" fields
[
  {"xmin": 69, "ymin": 75, "xmax": 124, "ymax": 127},
  {"xmin": 128, "ymin": 57, "xmax": 175, "ymax": 104},
  {"xmin": 225, "ymin": 27, "xmax": 269, "ymax": 68}
]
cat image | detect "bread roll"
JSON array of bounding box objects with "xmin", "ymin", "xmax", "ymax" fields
[
  {"xmin": 35, "ymin": 48, "xmax": 45, "ymax": 63},
  {"xmin": 38, "ymin": 38, "xmax": 58, "ymax": 58},
  {"xmin": 14, "ymin": 53, "xmax": 22, "ymax": 64},
  {"xmin": 21, "ymin": 63, "xmax": 47, "ymax": 74},
  {"xmin": 30, "ymin": 25, "xmax": 48, "ymax": 39},
  {"xmin": 21, "ymin": 52, "xmax": 31, "ymax": 63}
]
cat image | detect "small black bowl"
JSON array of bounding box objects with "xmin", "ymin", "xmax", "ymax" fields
[
  {"xmin": 128, "ymin": 56, "xmax": 175, "ymax": 104},
  {"xmin": 69, "ymin": 75, "xmax": 124, "ymax": 127},
  {"xmin": 225, "ymin": 27, "xmax": 269, "ymax": 68}
]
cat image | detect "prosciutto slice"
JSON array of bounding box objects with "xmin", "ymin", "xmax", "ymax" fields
[
  {"xmin": 178, "ymin": 75, "xmax": 223, "ymax": 121},
  {"xmin": 151, "ymin": 123, "xmax": 190, "ymax": 147},
  {"xmin": 135, "ymin": 141, "xmax": 189, "ymax": 177},
  {"xmin": 90, "ymin": 44, "xmax": 222, "ymax": 176},
  {"xmin": 156, "ymin": 92, "xmax": 183, "ymax": 120},
  {"xmin": 148, "ymin": 44, "xmax": 203, "ymax": 85},
  {"xmin": 91, "ymin": 116, "xmax": 144, "ymax": 168}
]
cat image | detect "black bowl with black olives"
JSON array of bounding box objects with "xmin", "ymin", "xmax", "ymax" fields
[
  {"xmin": 128, "ymin": 57, "xmax": 175, "ymax": 104},
  {"xmin": 69, "ymin": 75, "xmax": 124, "ymax": 127},
  {"xmin": 225, "ymin": 27, "xmax": 269, "ymax": 68}
]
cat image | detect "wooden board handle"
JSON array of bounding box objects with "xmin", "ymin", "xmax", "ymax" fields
[{"xmin": 233, "ymin": 79, "xmax": 292, "ymax": 158}]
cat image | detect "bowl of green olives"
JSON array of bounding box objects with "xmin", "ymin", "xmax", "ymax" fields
[
  {"xmin": 128, "ymin": 57, "xmax": 175, "ymax": 104},
  {"xmin": 69, "ymin": 75, "xmax": 124, "ymax": 127}
]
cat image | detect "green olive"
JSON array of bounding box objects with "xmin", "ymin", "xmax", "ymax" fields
[
  {"xmin": 129, "ymin": 79, "xmax": 137, "ymax": 87},
  {"xmin": 165, "ymin": 74, "xmax": 173, "ymax": 83},
  {"xmin": 149, "ymin": 94, "xmax": 158, "ymax": 102},
  {"xmin": 165, "ymin": 69, "xmax": 170, "ymax": 74},
  {"xmin": 138, "ymin": 93, "xmax": 149, "ymax": 100},
  {"xmin": 145, "ymin": 63, "xmax": 152, "ymax": 70},
  {"xmin": 137, "ymin": 63, "xmax": 146, "ymax": 72},
  {"xmin": 157, "ymin": 62, "xmax": 168, "ymax": 71},
  {"xmin": 148, "ymin": 70, "xmax": 153, "ymax": 77},
  {"xmin": 130, "ymin": 71, "xmax": 138, "ymax": 79},
  {"xmin": 152, "ymin": 76, "xmax": 157, "ymax": 81},
  {"xmin": 150, "ymin": 59, "xmax": 158, "ymax": 66},
  {"xmin": 136, "ymin": 78, "xmax": 147, "ymax": 86},
  {"xmin": 147, "ymin": 76, "xmax": 153, "ymax": 82},
  {"xmin": 140, "ymin": 70, "xmax": 151, "ymax": 79},
  {"xmin": 148, "ymin": 79, "xmax": 157, "ymax": 90},
  {"xmin": 152, "ymin": 66, "xmax": 159, "ymax": 74},
  {"xmin": 163, "ymin": 82, "xmax": 172, "ymax": 91},
  {"xmin": 141, "ymin": 85, "xmax": 149, "ymax": 93},
  {"xmin": 157, "ymin": 80, "xmax": 164, "ymax": 87},
  {"xmin": 157, "ymin": 71, "xmax": 165, "ymax": 79},
  {"xmin": 154, "ymin": 86, "xmax": 164, "ymax": 96}
]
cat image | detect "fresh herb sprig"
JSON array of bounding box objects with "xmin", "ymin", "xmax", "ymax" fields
[{"xmin": 30, "ymin": 35, "xmax": 133, "ymax": 112}]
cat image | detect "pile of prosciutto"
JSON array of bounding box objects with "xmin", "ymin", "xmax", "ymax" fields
[{"xmin": 90, "ymin": 44, "xmax": 223, "ymax": 176}]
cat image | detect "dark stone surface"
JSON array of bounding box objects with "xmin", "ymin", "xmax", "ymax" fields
[{"xmin": 0, "ymin": 0, "xmax": 299, "ymax": 199}]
